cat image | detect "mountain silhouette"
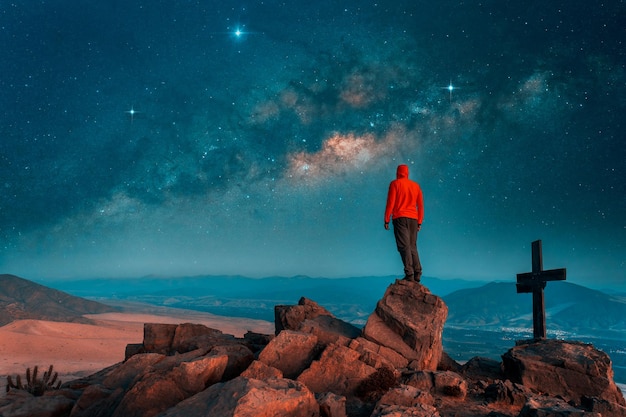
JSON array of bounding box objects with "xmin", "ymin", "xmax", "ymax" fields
[{"xmin": 0, "ymin": 274, "xmax": 119, "ymax": 326}]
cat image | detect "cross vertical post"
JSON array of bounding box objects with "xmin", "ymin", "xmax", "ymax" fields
[
  {"xmin": 516, "ymin": 240, "xmax": 566, "ymax": 339},
  {"xmin": 531, "ymin": 240, "xmax": 546, "ymax": 339}
]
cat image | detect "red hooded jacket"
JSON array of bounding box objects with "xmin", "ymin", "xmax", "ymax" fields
[{"xmin": 384, "ymin": 164, "xmax": 424, "ymax": 224}]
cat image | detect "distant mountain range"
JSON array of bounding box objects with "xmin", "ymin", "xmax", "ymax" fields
[
  {"xmin": 44, "ymin": 275, "xmax": 488, "ymax": 324},
  {"xmin": 444, "ymin": 281, "xmax": 626, "ymax": 340},
  {"xmin": 41, "ymin": 275, "xmax": 626, "ymax": 340},
  {"xmin": 0, "ymin": 274, "xmax": 119, "ymax": 326}
]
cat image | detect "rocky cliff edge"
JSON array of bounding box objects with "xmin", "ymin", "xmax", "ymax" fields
[{"xmin": 2, "ymin": 279, "xmax": 624, "ymax": 417}]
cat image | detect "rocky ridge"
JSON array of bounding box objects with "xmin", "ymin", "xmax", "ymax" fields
[
  {"xmin": 0, "ymin": 274, "xmax": 118, "ymax": 326},
  {"xmin": 1, "ymin": 279, "xmax": 625, "ymax": 417}
]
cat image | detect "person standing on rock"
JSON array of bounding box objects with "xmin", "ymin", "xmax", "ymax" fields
[{"xmin": 384, "ymin": 164, "xmax": 424, "ymax": 282}]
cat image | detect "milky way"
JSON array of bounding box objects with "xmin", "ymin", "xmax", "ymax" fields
[{"xmin": 0, "ymin": 1, "xmax": 624, "ymax": 287}]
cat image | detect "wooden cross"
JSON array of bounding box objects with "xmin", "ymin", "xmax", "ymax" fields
[{"xmin": 516, "ymin": 240, "xmax": 566, "ymax": 339}]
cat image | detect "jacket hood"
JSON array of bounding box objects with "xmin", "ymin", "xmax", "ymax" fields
[{"xmin": 396, "ymin": 164, "xmax": 409, "ymax": 179}]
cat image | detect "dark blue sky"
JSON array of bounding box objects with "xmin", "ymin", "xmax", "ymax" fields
[{"xmin": 1, "ymin": 1, "xmax": 624, "ymax": 288}]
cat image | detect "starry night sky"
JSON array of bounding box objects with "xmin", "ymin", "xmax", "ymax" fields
[{"xmin": 1, "ymin": 1, "xmax": 624, "ymax": 288}]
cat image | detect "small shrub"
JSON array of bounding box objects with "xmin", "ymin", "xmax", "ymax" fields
[
  {"xmin": 356, "ymin": 367, "xmax": 398, "ymax": 402},
  {"xmin": 6, "ymin": 365, "xmax": 62, "ymax": 396}
]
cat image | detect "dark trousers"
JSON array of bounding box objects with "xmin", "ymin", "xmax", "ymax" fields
[{"xmin": 392, "ymin": 217, "xmax": 422, "ymax": 279}]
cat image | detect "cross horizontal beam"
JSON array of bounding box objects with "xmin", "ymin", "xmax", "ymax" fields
[{"xmin": 516, "ymin": 268, "xmax": 566, "ymax": 293}]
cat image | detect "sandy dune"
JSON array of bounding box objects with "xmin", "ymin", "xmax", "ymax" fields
[{"xmin": 0, "ymin": 306, "xmax": 273, "ymax": 393}]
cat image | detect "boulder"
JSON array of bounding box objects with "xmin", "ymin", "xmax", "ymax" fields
[
  {"xmin": 102, "ymin": 353, "xmax": 165, "ymax": 390},
  {"xmin": 275, "ymin": 297, "xmax": 334, "ymax": 334},
  {"xmin": 167, "ymin": 352, "xmax": 229, "ymax": 392},
  {"xmin": 519, "ymin": 397, "xmax": 599, "ymax": 417},
  {"xmin": 370, "ymin": 403, "xmax": 440, "ymax": 417},
  {"xmin": 132, "ymin": 323, "xmax": 255, "ymax": 381},
  {"xmin": 70, "ymin": 384, "xmax": 124, "ymax": 417},
  {"xmin": 402, "ymin": 370, "xmax": 466, "ymax": 399},
  {"xmin": 124, "ymin": 343, "xmax": 145, "ymax": 360},
  {"xmin": 297, "ymin": 343, "xmax": 377, "ymax": 397},
  {"xmin": 375, "ymin": 385, "xmax": 435, "ymax": 409},
  {"xmin": 258, "ymin": 330, "xmax": 319, "ymax": 379},
  {"xmin": 143, "ymin": 323, "xmax": 178, "ymax": 354},
  {"xmin": 156, "ymin": 376, "xmax": 320, "ymax": 417},
  {"xmin": 502, "ymin": 339, "xmax": 626, "ymax": 408},
  {"xmin": 433, "ymin": 371, "xmax": 467, "ymax": 399},
  {"xmin": 404, "ymin": 371, "xmax": 434, "ymax": 393},
  {"xmin": 349, "ymin": 337, "xmax": 409, "ymax": 370},
  {"xmin": 483, "ymin": 380, "xmax": 531, "ymax": 407},
  {"xmin": 170, "ymin": 323, "xmax": 236, "ymax": 353},
  {"xmin": 363, "ymin": 280, "xmax": 447, "ymax": 371},
  {"xmin": 317, "ymin": 392, "xmax": 347, "ymax": 417},
  {"xmin": 460, "ymin": 356, "xmax": 502, "ymax": 381},
  {"xmin": 141, "ymin": 322, "xmax": 247, "ymax": 357},
  {"xmin": 298, "ymin": 315, "xmax": 361, "ymax": 347},
  {"xmin": 209, "ymin": 343, "xmax": 255, "ymax": 380},
  {"xmin": 241, "ymin": 360, "xmax": 284, "ymax": 379},
  {"xmin": 274, "ymin": 297, "xmax": 361, "ymax": 349},
  {"xmin": 112, "ymin": 375, "xmax": 186, "ymax": 417},
  {"xmin": 363, "ymin": 312, "xmax": 421, "ymax": 361},
  {"xmin": 76, "ymin": 350, "xmax": 229, "ymax": 417},
  {"xmin": 0, "ymin": 390, "xmax": 74, "ymax": 417},
  {"xmin": 437, "ymin": 351, "xmax": 462, "ymax": 373},
  {"xmin": 581, "ymin": 395, "xmax": 626, "ymax": 417},
  {"xmin": 242, "ymin": 331, "xmax": 273, "ymax": 352}
]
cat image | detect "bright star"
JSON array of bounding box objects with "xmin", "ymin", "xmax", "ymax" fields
[
  {"xmin": 442, "ymin": 80, "xmax": 457, "ymax": 102},
  {"xmin": 227, "ymin": 24, "xmax": 263, "ymax": 42},
  {"xmin": 231, "ymin": 25, "xmax": 249, "ymax": 40},
  {"xmin": 125, "ymin": 106, "xmax": 139, "ymax": 123}
]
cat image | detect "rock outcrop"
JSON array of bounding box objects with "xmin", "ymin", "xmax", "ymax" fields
[
  {"xmin": 2, "ymin": 278, "xmax": 624, "ymax": 417},
  {"xmin": 363, "ymin": 280, "xmax": 448, "ymax": 371},
  {"xmin": 502, "ymin": 338, "xmax": 626, "ymax": 415},
  {"xmin": 159, "ymin": 376, "xmax": 320, "ymax": 417},
  {"xmin": 275, "ymin": 296, "xmax": 362, "ymax": 346},
  {"xmin": 258, "ymin": 329, "xmax": 318, "ymax": 379}
]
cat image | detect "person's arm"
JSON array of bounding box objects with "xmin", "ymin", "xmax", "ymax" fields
[
  {"xmin": 384, "ymin": 183, "xmax": 395, "ymax": 230},
  {"xmin": 417, "ymin": 185, "xmax": 424, "ymax": 229}
]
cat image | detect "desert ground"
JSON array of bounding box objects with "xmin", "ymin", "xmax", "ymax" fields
[{"xmin": 0, "ymin": 302, "xmax": 273, "ymax": 395}]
